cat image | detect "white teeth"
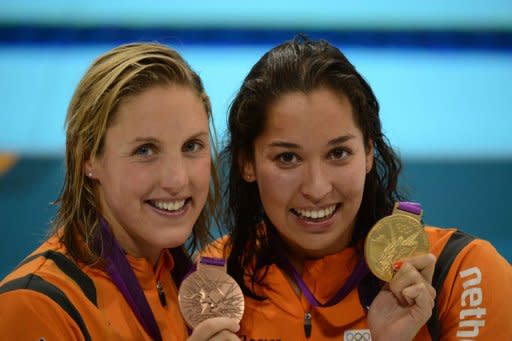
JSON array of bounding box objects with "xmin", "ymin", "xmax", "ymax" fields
[
  {"xmin": 153, "ymin": 200, "xmax": 186, "ymax": 211},
  {"xmin": 296, "ymin": 205, "xmax": 336, "ymax": 219}
]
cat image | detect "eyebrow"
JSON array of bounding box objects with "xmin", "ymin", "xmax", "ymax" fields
[
  {"xmin": 186, "ymin": 131, "xmax": 209, "ymax": 140},
  {"xmin": 328, "ymin": 135, "xmax": 356, "ymax": 145},
  {"xmin": 130, "ymin": 131, "xmax": 209, "ymax": 144},
  {"xmin": 268, "ymin": 134, "xmax": 355, "ymax": 149},
  {"xmin": 131, "ymin": 137, "xmax": 159, "ymax": 144},
  {"xmin": 268, "ymin": 141, "xmax": 300, "ymax": 149}
]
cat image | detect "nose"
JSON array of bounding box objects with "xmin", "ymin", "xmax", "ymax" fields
[
  {"xmin": 300, "ymin": 161, "xmax": 332, "ymax": 203},
  {"xmin": 161, "ymin": 155, "xmax": 189, "ymax": 195}
]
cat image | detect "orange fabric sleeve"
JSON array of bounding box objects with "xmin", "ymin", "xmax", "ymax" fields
[
  {"xmin": 437, "ymin": 239, "xmax": 512, "ymax": 340},
  {"xmin": 0, "ymin": 290, "xmax": 86, "ymax": 340},
  {"xmin": 200, "ymin": 235, "xmax": 230, "ymax": 259}
]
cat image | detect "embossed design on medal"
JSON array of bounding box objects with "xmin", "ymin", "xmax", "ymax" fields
[
  {"xmin": 365, "ymin": 203, "xmax": 430, "ymax": 282},
  {"xmin": 178, "ymin": 259, "xmax": 245, "ymax": 328}
]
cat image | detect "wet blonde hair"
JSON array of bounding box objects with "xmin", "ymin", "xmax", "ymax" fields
[{"xmin": 53, "ymin": 42, "xmax": 220, "ymax": 263}]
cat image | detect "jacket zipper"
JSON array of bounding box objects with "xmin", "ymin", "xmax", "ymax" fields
[
  {"xmin": 157, "ymin": 281, "xmax": 167, "ymax": 307},
  {"xmin": 304, "ymin": 312, "xmax": 312, "ymax": 338},
  {"xmin": 285, "ymin": 267, "xmax": 312, "ymax": 339}
]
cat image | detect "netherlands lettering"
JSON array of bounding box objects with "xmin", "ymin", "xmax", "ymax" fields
[{"xmin": 456, "ymin": 266, "xmax": 486, "ymax": 339}]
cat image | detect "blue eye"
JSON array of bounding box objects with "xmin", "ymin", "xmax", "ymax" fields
[
  {"xmin": 183, "ymin": 140, "xmax": 204, "ymax": 153},
  {"xmin": 135, "ymin": 144, "xmax": 154, "ymax": 157}
]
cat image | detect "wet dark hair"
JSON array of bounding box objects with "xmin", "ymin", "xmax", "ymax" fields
[{"xmin": 221, "ymin": 36, "xmax": 402, "ymax": 298}]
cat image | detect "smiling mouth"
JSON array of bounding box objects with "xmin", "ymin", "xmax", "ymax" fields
[
  {"xmin": 147, "ymin": 199, "xmax": 190, "ymax": 213},
  {"xmin": 290, "ymin": 204, "xmax": 339, "ymax": 222}
]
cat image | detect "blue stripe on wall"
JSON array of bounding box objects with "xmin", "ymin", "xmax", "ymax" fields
[{"xmin": 1, "ymin": 26, "xmax": 512, "ymax": 51}]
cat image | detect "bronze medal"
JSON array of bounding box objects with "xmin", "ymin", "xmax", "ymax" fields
[
  {"xmin": 365, "ymin": 203, "xmax": 430, "ymax": 282},
  {"xmin": 178, "ymin": 258, "xmax": 244, "ymax": 328}
]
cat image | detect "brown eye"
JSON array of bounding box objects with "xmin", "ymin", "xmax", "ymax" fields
[
  {"xmin": 275, "ymin": 152, "xmax": 300, "ymax": 166},
  {"xmin": 328, "ymin": 148, "xmax": 348, "ymax": 160},
  {"xmin": 277, "ymin": 152, "xmax": 298, "ymax": 164}
]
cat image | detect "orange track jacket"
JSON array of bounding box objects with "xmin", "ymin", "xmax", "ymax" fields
[
  {"xmin": 203, "ymin": 227, "xmax": 512, "ymax": 340},
  {"xmin": 0, "ymin": 235, "xmax": 189, "ymax": 340}
]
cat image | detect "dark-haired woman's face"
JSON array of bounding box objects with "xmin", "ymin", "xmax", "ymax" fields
[{"xmin": 243, "ymin": 88, "xmax": 373, "ymax": 260}]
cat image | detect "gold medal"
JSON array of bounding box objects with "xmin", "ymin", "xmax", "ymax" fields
[
  {"xmin": 365, "ymin": 202, "xmax": 430, "ymax": 282},
  {"xmin": 178, "ymin": 257, "xmax": 244, "ymax": 328}
]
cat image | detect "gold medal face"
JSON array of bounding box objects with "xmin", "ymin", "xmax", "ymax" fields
[
  {"xmin": 178, "ymin": 267, "xmax": 245, "ymax": 328},
  {"xmin": 365, "ymin": 214, "xmax": 429, "ymax": 282}
]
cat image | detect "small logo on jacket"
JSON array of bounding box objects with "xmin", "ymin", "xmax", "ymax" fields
[{"xmin": 344, "ymin": 329, "xmax": 372, "ymax": 341}]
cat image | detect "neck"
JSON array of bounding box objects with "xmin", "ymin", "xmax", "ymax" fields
[
  {"xmin": 101, "ymin": 218, "xmax": 162, "ymax": 267},
  {"xmin": 280, "ymin": 238, "xmax": 352, "ymax": 275},
  {"xmin": 285, "ymin": 249, "xmax": 306, "ymax": 275},
  {"xmin": 117, "ymin": 237, "xmax": 162, "ymax": 267}
]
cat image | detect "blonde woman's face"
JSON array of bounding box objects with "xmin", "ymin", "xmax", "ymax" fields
[{"xmin": 86, "ymin": 84, "xmax": 211, "ymax": 263}]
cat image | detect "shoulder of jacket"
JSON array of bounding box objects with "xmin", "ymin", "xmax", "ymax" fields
[
  {"xmin": 1, "ymin": 241, "xmax": 98, "ymax": 307},
  {"xmin": 200, "ymin": 235, "xmax": 231, "ymax": 259}
]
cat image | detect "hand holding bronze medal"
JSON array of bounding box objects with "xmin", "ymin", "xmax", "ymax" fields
[
  {"xmin": 178, "ymin": 257, "xmax": 244, "ymax": 328},
  {"xmin": 364, "ymin": 202, "xmax": 430, "ymax": 282}
]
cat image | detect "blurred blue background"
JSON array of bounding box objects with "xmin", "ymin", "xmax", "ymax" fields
[{"xmin": 1, "ymin": 1, "xmax": 511, "ymax": 277}]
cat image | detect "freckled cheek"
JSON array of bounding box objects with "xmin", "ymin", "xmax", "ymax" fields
[
  {"xmin": 256, "ymin": 166, "xmax": 302, "ymax": 207},
  {"xmin": 112, "ymin": 162, "xmax": 163, "ymax": 197},
  {"xmin": 190, "ymin": 157, "xmax": 212, "ymax": 193},
  {"xmin": 125, "ymin": 164, "xmax": 156, "ymax": 183},
  {"xmin": 120, "ymin": 172, "xmax": 155, "ymax": 200},
  {"xmin": 334, "ymin": 166, "xmax": 367, "ymax": 199}
]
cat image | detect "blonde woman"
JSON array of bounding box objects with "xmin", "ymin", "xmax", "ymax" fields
[{"xmin": 0, "ymin": 43, "xmax": 239, "ymax": 341}]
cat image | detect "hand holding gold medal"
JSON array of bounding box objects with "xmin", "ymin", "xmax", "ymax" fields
[
  {"xmin": 365, "ymin": 202, "xmax": 430, "ymax": 282},
  {"xmin": 178, "ymin": 257, "xmax": 245, "ymax": 328}
]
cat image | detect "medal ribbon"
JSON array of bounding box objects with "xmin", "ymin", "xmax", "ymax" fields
[
  {"xmin": 272, "ymin": 234, "xmax": 369, "ymax": 308},
  {"xmin": 179, "ymin": 257, "xmax": 223, "ymax": 283},
  {"xmin": 397, "ymin": 201, "xmax": 422, "ymax": 215},
  {"xmin": 200, "ymin": 256, "xmax": 226, "ymax": 267},
  {"xmin": 98, "ymin": 217, "xmax": 162, "ymax": 341}
]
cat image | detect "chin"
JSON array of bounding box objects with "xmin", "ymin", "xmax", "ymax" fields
[
  {"xmin": 156, "ymin": 228, "xmax": 193, "ymax": 249},
  {"xmin": 302, "ymin": 240, "xmax": 341, "ymax": 258}
]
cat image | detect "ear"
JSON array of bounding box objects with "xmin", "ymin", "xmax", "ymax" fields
[
  {"xmin": 84, "ymin": 157, "xmax": 97, "ymax": 180},
  {"xmin": 240, "ymin": 157, "xmax": 256, "ymax": 183},
  {"xmin": 365, "ymin": 140, "xmax": 374, "ymax": 174}
]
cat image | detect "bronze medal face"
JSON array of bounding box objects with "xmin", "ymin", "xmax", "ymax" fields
[
  {"xmin": 365, "ymin": 214, "xmax": 429, "ymax": 282},
  {"xmin": 178, "ymin": 266, "xmax": 245, "ymax": 328}
]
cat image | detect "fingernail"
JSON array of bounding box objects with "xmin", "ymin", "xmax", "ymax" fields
[{"xmin": 392, "ymin": 261, "xmax": 403, "ymax": 271}]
